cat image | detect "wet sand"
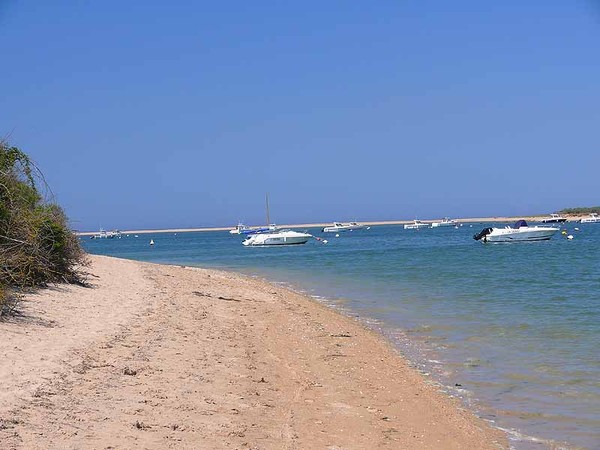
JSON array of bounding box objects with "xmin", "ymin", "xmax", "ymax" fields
[{"xmin": 0, "ymin": 255, "xmax": 506, "ymax": 449}]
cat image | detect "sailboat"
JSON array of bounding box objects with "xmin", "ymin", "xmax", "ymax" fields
[
  {"xmin": 242, "ymin": 194, "xmax": 311, "ymax": 246},
  {"xmin": 229, "ymin": 194, "xmax": 278, "ymax": 235}
]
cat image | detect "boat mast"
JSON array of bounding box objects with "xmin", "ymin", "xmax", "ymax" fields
[{"xmin": 265, "ymin": 193, "xmax": 270, "ymax": 225}]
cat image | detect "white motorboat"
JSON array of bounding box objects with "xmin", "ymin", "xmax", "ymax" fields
[
  {"xmin": 322, "ymin": 222, "xmax": 350, "ymax": 232},
  {"xmin": 90, "ymin": 229, "xmax": 121, "ymax": 239},
  {"xmin": 404, "ymin": 220, "xmax": 430, "ymax": 230},
  {"xmin": 541, "ymin": 213, "xmax": 567, "ymax": 223},
  {"xmin": 348, "ymin": 222, "xmax": 369, "ymax": 230},
  {"xmin": 242, "ymin": 230, "xmax": 312, "ymax": 246},
  {"xmin": 322, "ymin": 222, "xmax": 368, "ymax": 232},
  {"xmin": 579, "ymin": 213, "xmax": 600, "ymax": 223},
  {"xmin": 431, "ymin": 217, "xmax": 458, "ymax": 228},
  {"xmin": 473, "ymin": 220, "xmax": 559, "ymax": 243}
]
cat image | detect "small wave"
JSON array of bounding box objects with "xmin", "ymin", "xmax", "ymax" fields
[{"xmin": 495, "ymin": 425, "xmax": 576, "ymax": 450}]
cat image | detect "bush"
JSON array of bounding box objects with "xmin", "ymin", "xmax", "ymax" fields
[
  {"xmin": 558, "ymin": 207, "xmax": 600, "ymax": 215},
  {"xmin": 0, "ymin": 141, "xmax": 86, "ymax": 317}
]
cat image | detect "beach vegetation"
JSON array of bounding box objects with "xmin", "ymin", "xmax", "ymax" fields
[
  {"xmin": 558, "ymin": 206, "xmax": 600, "ymax": 215},
  {"xmin": 0, "ymin": 140, "xmax": 86, "ymax": 317}
]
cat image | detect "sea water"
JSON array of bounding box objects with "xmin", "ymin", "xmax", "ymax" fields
[{"xmin": 83, "ymin": 223, "xmax": 600, "ymax": 449}]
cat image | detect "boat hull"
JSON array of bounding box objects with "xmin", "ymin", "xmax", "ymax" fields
[
  {"xmin": 431, "ymin": 221, "xmax": 457, "ymax": 228},
  {"xmin": 322, "ymin": 222, "xmax": 366, "ymax": 232},
  {"xmin": 483, "ymin": 227, "xmax": 558, "ymax": 242},
  {"xmin": 404, "ymin": 222, "xmax": 429, "ymax": 230},
  {"xmin": 242, "ymin": 231, "xmax": 312, "ymax": 246},
  {"xmin": 322, "ymin": 226, "xmax": 353, "ymax": 233}
]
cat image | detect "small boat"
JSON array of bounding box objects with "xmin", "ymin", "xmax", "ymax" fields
[
  {"xmin": 322, "ymin": 222, "xmax": 367, "ymax": 232},
  {"xmin": 348, "ymin": 222, "xmax": 369, "ymax": 230},
  {"xmin": 473, "ymin": 220, "xmax": 559, "ymax": 243},
  {"xmin": 90, "ymin": 229, "xmax": 121, "ymax": 239},
  {"xmin": 229, "ymin": 223, "xmax": 252, "ymax": 234},
  {"xmin": 90, "ymin": 228, "xmax": 107, "ymax": 239},
  {"xmin": 242, "ymin": 230, "xmax": 312, "ymax": 246},
  {"xmin": 431, "ymin": 217, "xmax": 458, "ymax": 228},
  {"xmin": 229, "ymin": 223, "xmax": 277, "ymax": 235},
  {"xmin": 541, "ymin": 213, "xmax": 567, "ymax": 223},
  {"xmin": 404, "ymin": 220, "xmax": 430, "ymax": 230},
  {"xmin": 579, "ymin": 213, "xmax": 600, "ymax": 223},
  {"xmin": 231, "ymin": 194, "xmax": 280, "ymax": 235}
]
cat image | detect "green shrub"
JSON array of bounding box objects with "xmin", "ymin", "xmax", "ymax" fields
[
  {"xmin": 0, "ymin": 141, "xmax": 86, "ymax": 317},
  {"xmin": 558, "ymin": 207, "xmax": 600, "ymax": 215}
]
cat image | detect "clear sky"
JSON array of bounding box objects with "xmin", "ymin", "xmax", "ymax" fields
[{"xmin": 1, "ymin": 1, "xmax": 599, "ymax": 230}]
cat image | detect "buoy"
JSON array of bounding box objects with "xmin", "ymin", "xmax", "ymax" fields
[
  {"xmin": 150, "ymin": 239, "xmax": 154, "ymax": 245},
  {"xmin": 322, "ymin": 240, "xmax": 328, "ymax": 244},
  {"xmin": 335, "ymin": 233, "xmax": 340, "ymax": 237},
  {"xmin": 567, "ymin": 235, "xmax": 574, "ymax": 240},
  {"xmin": 366, "ymin": 226, "xmax": 371, "ymax": 230},
  {"xmin": 574, "ymin": 227, "xmax": 580, "ymax": 231},
  {"xmin": 134, "ymin": 235, "xmax": 138, "ymax": 238},
  {"xmin": 561, "ymin": 230, "xmax": 567, "ymax": 235}
]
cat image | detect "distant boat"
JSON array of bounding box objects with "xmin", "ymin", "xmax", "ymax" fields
[
  {"xmin": 348, "ymin": 222, "xmax": 369, "ymax": 230},
  {"xmin": 322, "ymin": 222, "xmax": 368, "ymax": 233},
  {"xmin": 90, "ymin": 228, "xmax": 121, "ymax": 239},
  {"xmin": 228, "ymin": 222, "xmax": 272, "ymax": 235},
  {"xmin": 242, "ymin": 230, "xmax": 312, "ymax": 246},
  {"xmin": 473, "ymin": 220, "xmax": 559, "ymax": 243},
  {"xmin": 230, "ymin": 194, "xmax": 279, "ymax": 235},
  {"xmin": 431, "ymin": 217, "xmax": 458, "ymax": 228},
  {"xmin": 541, "ymin": 213, "xmax": 567, "ymax": 223},
  {"xmin": 404, "ymin": 220, "xmax": 430, "ymax": 230},
  {"xmin": 90, "ymin": 229, "xmax": 107, "ymax": 239},
  {"xmin": 579, "ymin": 213, "xmax": 600, "ymax": 223}
]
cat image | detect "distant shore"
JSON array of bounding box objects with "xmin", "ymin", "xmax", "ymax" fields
[
  {"xmin": 76, "ymin": 214, "xmax": 585, "ymax": 236},
  {"xmin": 1, "ymin": 255, "xmax": 506, "ymax": 449}
]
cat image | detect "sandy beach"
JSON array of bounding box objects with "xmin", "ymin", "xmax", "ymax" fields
[{"xmin": 0, "ymin": 255, "xmax": 506, "ymax": 449}]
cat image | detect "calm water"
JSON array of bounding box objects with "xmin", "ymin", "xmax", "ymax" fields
[{"xmin": 83, "ymin": 223, "xmax": 600, "ymax": 449}]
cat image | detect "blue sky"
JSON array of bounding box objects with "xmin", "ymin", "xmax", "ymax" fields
[{"xmin": 1, "ymin": 1, "xmax": 599, "ymax": 230}]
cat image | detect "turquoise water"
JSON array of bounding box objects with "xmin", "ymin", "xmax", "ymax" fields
[{"xmin": 83, "ymin": 223, "xmax": 600, "ymax": 449}]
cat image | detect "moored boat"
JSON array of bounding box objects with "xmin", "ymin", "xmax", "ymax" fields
[
  {"xmin": 579, "ymin": 213, "xmax": 600, "ymax": 223},
  {"xmin": 242, "ymin": 230, "xmax": 312, "ymax": 246},
  {"xmin": 473, "ymin": 220, "xmax": 559, "ymax": 243},
  {"xmin": 404, "ymin": 220, "xmax": 430, "ymax": 230},
  {"xmin": 541, "ymin": 213, "xmax": 567, "ymax": 223},
  {"xmin": 431, "ymin": 217, "xmax": 458, "ymax": 228},
  {"xmin": 229, "ymin": 223, "xmax": 277, "ymax": 235},
  {"xmin": 322, "ymin": 222, "xmax": 368, "ymax": 232}
]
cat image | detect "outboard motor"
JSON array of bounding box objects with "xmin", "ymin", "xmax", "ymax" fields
[{"xmin": 473, "ymin": 227, "xmax": 493, "ymax": 241}]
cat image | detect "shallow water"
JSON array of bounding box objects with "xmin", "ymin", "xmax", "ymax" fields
[{"xmin": 83, "ymin": 223, "xmax": 600, "ymax": 449}]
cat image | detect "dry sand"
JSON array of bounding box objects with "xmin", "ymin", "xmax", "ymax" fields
[{"xmin": 1, "ymin": 255, "xmax": 506, "ymax": 449}]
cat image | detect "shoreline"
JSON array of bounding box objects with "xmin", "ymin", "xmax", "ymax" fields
[
  {"xmin": 1, "ymin": 255, "xmax": 506, "ymax": 449},
  {"xmin": 75, "ymin": 214, "xmax": 586, "ymax": 236}
]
